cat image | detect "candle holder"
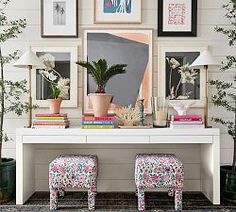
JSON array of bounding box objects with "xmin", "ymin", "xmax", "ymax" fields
[{"xmin": 139, "ymin": 99, "xmax": 145, "ymax": 126}]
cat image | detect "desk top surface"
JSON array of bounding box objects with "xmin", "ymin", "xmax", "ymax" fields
[{"xmin": 16, "ymin": 127, "xmax": 220, "ymax": 136}]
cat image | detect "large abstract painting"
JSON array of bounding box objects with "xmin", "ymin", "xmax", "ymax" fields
[
  {"xmin": 94, "ymin": 0, "xmax": 141, "ymax": 23},
  {"xmin": 158, "ymin": 45, "xmax": 207, "ymax": 107},
  {"xmin": 83, "ymin": 29, "xmax": 153, "ymax": 114}
]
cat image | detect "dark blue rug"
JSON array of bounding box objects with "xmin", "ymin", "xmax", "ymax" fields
[{"xmin": 1, "ymin": 192, "xmax": 236, "ymax": 211}]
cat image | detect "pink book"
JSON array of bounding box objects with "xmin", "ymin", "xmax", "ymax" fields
[
  {"xmin": 82, "ymin": 116, "xmax": 115, "ymax": 121},
  {"xmin": 35, "ymin": 113, "xmax": 67, "ymax": 117},
  {"xmin": 171, "ymin": 115, "xmax": 202, "ymax": 121}
]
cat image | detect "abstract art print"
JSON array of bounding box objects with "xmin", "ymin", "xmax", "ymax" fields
[
  {"xmin": 94, "ymin": 0, "xmax": 141, "ymax": 23},
  {"xmin": 83, "ymin": 29, "xmax": 153, "ymax": 114},
  {"xmin": 41, "ymin": 0, "xmax": 78, "ymax": 38},
  {"xmin": 158, "ymin": 45, "xmax": 207, "ymax": 107},
  {"xmin": 158, "ymin": 0, "xmax": 197, "ymax": 37}
]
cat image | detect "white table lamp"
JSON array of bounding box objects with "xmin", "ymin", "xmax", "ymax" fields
[
  {"xmin": 190, "ymin": 50, "xmax": 220, "ymax": 127},
  {"xmin": 14, "ymin": 47, "xmax": 45, "ymax": 127}
]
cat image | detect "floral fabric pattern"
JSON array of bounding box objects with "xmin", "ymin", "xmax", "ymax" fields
[
  {"xmin": 135, "ymin": 154, "xmax": 184, "ymax": 211},
  {"xmin": 49, "ymin": 155, "xmax": 98, "ymax": 210}
]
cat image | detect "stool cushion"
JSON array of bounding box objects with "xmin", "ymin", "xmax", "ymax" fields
[
  {"xmin": 49, "ymin": 155, "xmax": 97, "ymax": 190},
  {"xmin": 135, "ymin": 154, "xmax": 184, "ymax": 189}
]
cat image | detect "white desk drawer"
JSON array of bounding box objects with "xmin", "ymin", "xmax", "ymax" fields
[
  {"xmin": 23, "ymin": 136, "xmax": 86, "ymax": 144},
  {"xmin": 87, "ymin": 136, "xmax": 149, "ymax": 144},
  {"xmin": 150, "ymin": 136, "xmax": 212, "ymax": 144}
]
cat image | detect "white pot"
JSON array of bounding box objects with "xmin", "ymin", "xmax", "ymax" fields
[{"xmin": 88, "ymin": 93, "xmax": 112, "ymax": 117}]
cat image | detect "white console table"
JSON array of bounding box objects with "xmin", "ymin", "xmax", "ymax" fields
[{"xmin": 16, "ymin": 128, "xmax": 220, "ymax": 205}]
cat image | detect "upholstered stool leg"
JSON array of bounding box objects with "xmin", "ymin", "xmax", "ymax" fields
[
  {"xmin": 137, "ymin": 188, "xmax": 145, "ymax": 211},
  {"xmin": 58, "ymin": 187, "xmax": 65, "ymax": 197},
  {"xmin": 168, "ymin": 188, "xmax": 174, "ymax": 197},
  {"xmin": 50, "ymin": 188, "xmax": 58, "ymax": 210},
  {"xmin": 88, "ymin": 188, "xmax": 96, "ymax": 210},
  {"xmin": 175, "ymin": 189, "xmax": 182, "ymax": 211}
]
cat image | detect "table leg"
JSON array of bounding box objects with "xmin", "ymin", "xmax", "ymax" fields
[
  {"xmin": 200, "ymin": 135, "xmax": 220, "ymax": 204},
  {"xmin": 16, "ymin": 137, "xmax": 35, "ymax": 204}
]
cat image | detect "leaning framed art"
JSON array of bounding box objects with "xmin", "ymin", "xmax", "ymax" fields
[
  {"xmin": 158, "ymin": 0, "xmax": 197, "ymax": 37},
  {"xmin": 31, "ymin": 45, "xmax": 78, "ymax": 107},
  {"xmin": 158, "ymin": 44, "xmax": 207, "ymax": 107},
  {"xmin": 94, "ymin": 0, "xmax": 142, "ymax": 24},
  {"xmin": 41, "ymin": 0, "xmax": 78, "ymax": 38},
  {"xmin": 82, "ymin": 29, "xmax": 153, "ymax": 114}
]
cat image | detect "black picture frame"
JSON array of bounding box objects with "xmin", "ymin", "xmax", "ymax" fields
[
  {"xmin": 41, "ymin": 0, "xmax": 78, "ymax": 38},
  {"xmin": 158, "ymin": 0, "xmax": 197, "ymax": 37}
]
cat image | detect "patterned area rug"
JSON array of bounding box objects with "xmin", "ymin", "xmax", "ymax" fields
[{"xmin": 1, "ymin": 192, "xmax": 236, "ymax": 211}]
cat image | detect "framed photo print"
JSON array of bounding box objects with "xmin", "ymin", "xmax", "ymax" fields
[
  {"xmin": 158, "ymin": 0, "xmax": 197, "ymax": 37},
  {"xmin": 31, "ymin": 45, "xmax": 78, "ymax": 107},
  {"xmin": 94, "ymin": 0, "xmax": 142, "ymax": 24},
  {"xmin": 41, "ymin": 0, "xmax": 78, "ymax": 38},
  {"xmin": 158, "ymin": 44, "xmax": 207, "ymax": 107},
  {"xmin": 83, "ymin": 29, "xmax": 153, "ymax": 114}
]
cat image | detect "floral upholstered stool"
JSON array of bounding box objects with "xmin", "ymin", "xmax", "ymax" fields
[
  {"xmin": 135, "ymin": 154, "xmax": 184, "ymax": 211},
  {"xmin": 49, "ymin": 155, "xmax": 98, "ymax": 210}
]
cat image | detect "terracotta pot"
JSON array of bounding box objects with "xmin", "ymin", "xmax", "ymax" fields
[
  {"xmin": 89, "ymin": 93, "xmax": 112, "ymax": 117},
  {"xmin": 48, "ymin": 98, "xmax": 62, "ymax": 114}
]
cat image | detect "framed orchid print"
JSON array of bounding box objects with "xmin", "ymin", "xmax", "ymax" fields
[
  {"xmin": 31, "ymin": 45, "xmax": 78, "ymax": 107},
  {"xmin": 94, "ymin": 0, "xmax": 142, "ymax": 24},
  {"xmin": 158, "ymin": 44, "xmax": 207, "ymax": 107},
  {"xmin": 83, "ymin": 29, "xmax": 153, "ymax": 114},
  {"xmin": 41, "ymin": 0, "xmax": 78, "ymax": 38},
  {"xmin": 158, "ymin": 0, "xmax": 197, "ymax": 37}
]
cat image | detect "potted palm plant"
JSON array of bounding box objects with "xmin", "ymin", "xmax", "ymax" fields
[
  {"xmin": 0, "ymin": 0, "xmax": 33, "ymax": 202},
  {"xmin": 209, "ymin": 0, "xmax": 236, "ymax": 201},
  {"xmin": 77, "ymin": 59, "xmax": 127, "ymax": 117}
]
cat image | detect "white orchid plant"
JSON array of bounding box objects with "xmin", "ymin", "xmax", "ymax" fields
[
  {"xmin": 39, "ymin": 53, "xmax": 70, "ymax": 100},
  {"xmin": 167, "ymin": 57, "xmax": 199, "ymax": 100}
]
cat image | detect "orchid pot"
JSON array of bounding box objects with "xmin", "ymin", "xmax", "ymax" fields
[{"xmin": 48, "ymin": 98, "xmax": 62, "ymax": 114}]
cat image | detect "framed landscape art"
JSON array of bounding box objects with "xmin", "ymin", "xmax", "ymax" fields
[
  {"xmin": 31, "ymin": 45, "xmax": 78, "ymax": 107},
  {"xmin": 41, "ymin": 0, "xmax": 78, "ymax": 38},
  {"xmin": 83, "ymin": 29, "xmax": 153, "ymax": 114},
  {"xmin": 158, "ymin": 0, "xmax": 197, "ymax": 37},
  {"xmin": 94, "ymin": 0, "xmax": 142, "ymax": 24},
  {"xmin": 158, "ymin": 44, "xmax": 207, "ymax": 107}
]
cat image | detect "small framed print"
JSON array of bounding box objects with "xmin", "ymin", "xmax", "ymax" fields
[
  {"xmin": 31, "ymin": 45, "xmax": 78, "ymax": 107},
  {"xmin": 158, "ymin": 0, "xmax": 197, "ymax": 37},
  {"xmin": 94, "ymin": 0, "xmax": 142, "ymax": 24},
  {"xmin": 158, "ymin": 44, "xmax": 207, "ymax": 107},
  {"xmin": 41, "ymin": 0, "xmax": 78, "ymax": 38}
]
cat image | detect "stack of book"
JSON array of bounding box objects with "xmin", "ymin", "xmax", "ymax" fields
[
  {"xmin": 32, "ymin": 113, "xmax": 70, "ymax": 129},
  {"xmin": 170, "ymin": 115, "xmax": 204, "ymax": 129},
  {"xmin": 82, "ymin": 116, "xmax": 115, "ymax": 129}
]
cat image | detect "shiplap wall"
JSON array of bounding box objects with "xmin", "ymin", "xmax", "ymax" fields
[{"xmin": 2, "ymin": 0, "xmax": 235, "ymax": 191}]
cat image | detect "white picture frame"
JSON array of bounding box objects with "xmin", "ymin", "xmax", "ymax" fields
[
  {"xmin": 41, "ymin": 0, "xmax": 78, "ymax": 38},
  {"xmin": 31, "ymin": 45, "xmax": 78, "ymax": 108},
  {"xmin": 158, "ymin": 43, "xmax": 208, "ymax": 107},
  {"xmin": 94, "ymin": 0, "xmax": 142, "ymax": 24}
]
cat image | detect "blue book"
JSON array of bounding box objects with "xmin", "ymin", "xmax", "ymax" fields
[{"xmin": 82, "ymin": 120, "xmax": 114, "ymax": 125}]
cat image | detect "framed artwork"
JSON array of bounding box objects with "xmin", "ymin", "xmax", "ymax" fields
[
  {"xmin": 31, "ymin": 45, "xmax": 78, "ymax": 107},
  {"xmin": 41, "ymin": 0, "xmax": 78, "ymax": 38},
  {"xmin": 83, "ymin": 29, "xmax": 153, "ymax": 114},
  {"xmin": 94, "ymin": 0, "xmax": 142, "ymax": 24},
  {"xmin": 158, "ymin": 0, "xmax": 197, "ymax": 37},
  {"xmin": 158, "ymin": 44, "xmax": 207, "ymax": 107}
]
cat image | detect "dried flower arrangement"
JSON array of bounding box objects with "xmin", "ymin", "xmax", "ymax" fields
[{"xmin": 115, "ymin": 105, "xmax": 140, "ymax": 126}]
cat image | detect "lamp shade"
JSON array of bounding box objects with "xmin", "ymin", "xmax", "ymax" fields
[
  {"xmin": 14, "ymin": 48, "xmax": 45, "ymax": 69},
  {"xmin": 190, "ymin": 50, "xmax": 220, "ymax": 68}
]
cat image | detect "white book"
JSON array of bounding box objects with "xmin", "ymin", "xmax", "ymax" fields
[{"xmin": 169, "ymin": 124, "xmax": 205, "ymax": 129}]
